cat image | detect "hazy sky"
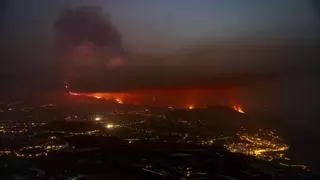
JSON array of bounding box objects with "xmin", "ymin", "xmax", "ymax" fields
[
  {"xmin": 1, "ymin": 0, "xmax": 320, "ymax": 117},
  {"xmin": 2, "ymin": 0, "xmax": 319, "ymax": 77},
  {"xmin": 3, "ymin": 0, "xmax": 320, "ymax": 52}
]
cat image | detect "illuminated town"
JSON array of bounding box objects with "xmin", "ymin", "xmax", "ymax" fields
[
  {"xmin": 225, "ymin": 128, "xmax": 289, "ymax": 161},
  {"xmin": 0, "ymin": 97, "xmax": 316, "ymax": 179}
]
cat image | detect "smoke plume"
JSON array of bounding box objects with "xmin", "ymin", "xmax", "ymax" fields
[{"xmin": 54, "ymin": 6, "xmax": 123, "ymax": 70}]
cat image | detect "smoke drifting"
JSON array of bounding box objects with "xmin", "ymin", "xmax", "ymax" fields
[{"xmin": 54, "ymin": 6, "xmax": 123, "ymax": 69}]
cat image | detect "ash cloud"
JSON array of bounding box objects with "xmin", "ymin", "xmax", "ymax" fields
[{"xmin": 54, "ymin": 6, "xmax": 123, "ymax": 57}]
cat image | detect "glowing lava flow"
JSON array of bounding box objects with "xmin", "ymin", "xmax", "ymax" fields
[
  {"xmin": 68, "ymin": 91, "xmax": 80, "ymax": 96},
  {"xmin": 68, "ymin": 91, "xmax": 125, "ymax": 104},
  {"xmin": 64, "ymin": 80, "xmax": 246, "ymax": 110},
  {"xmin": 115, "ymin": 98, "xmax": 123, "ymax": 104},
  {"xmin": 233, "ymin": 104, "xmax": 245, "ymax": 114},
  {"xmin": 65, "ymin": 80, "xmax": 126, "ymax": 104}
]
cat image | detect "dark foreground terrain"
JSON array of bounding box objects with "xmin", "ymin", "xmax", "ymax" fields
[
  {"xmin": 1, "ymin": 138, "xmax": 319, "ymax": 180},
  {"xmin": 0, "ymin": 97, "xmax": 319, "ymax": 179}
]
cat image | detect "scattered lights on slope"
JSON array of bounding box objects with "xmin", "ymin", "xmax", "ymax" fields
[
  {"xmin": 105, "ymin": 123, "xmax": 114, "ymax": 129},
  {"xmin": 105, "ymin": 123, "xmax": 120, "ymax": 129},
  {"xmin": 94, "ymin": 116, "xmax": 102, "ymax": 121}
]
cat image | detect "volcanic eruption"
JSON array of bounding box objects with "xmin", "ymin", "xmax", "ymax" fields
[{"xmin": 56, "ymin": 6, "xmax": 245, "ymax": 111}]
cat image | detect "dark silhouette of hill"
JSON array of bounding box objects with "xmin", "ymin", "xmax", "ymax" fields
[{"xmin": 167, "ymin": 106, "xmax": 248, "ymax": 135}]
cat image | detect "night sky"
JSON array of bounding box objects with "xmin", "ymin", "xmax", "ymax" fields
[
  {"xmin": 1, "ymin": 0, "xmax": 320, "ymax": 125},
  {"xmin": 3, "ymin": 0, "xmax": 320, "ymax": 51}
]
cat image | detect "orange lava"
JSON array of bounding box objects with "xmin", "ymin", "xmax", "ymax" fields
[
  {"xmin": 232, "ymin": 104, "xmax": 245, "ymax": 114},
  {"xmin": 65, "ymin": 81, "xmax": 243, "ymax": 109}
]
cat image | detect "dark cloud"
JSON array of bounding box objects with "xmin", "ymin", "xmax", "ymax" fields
[{"xmin": 54, "ymin": 6, "xmax": 123, "ymax": 56}]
